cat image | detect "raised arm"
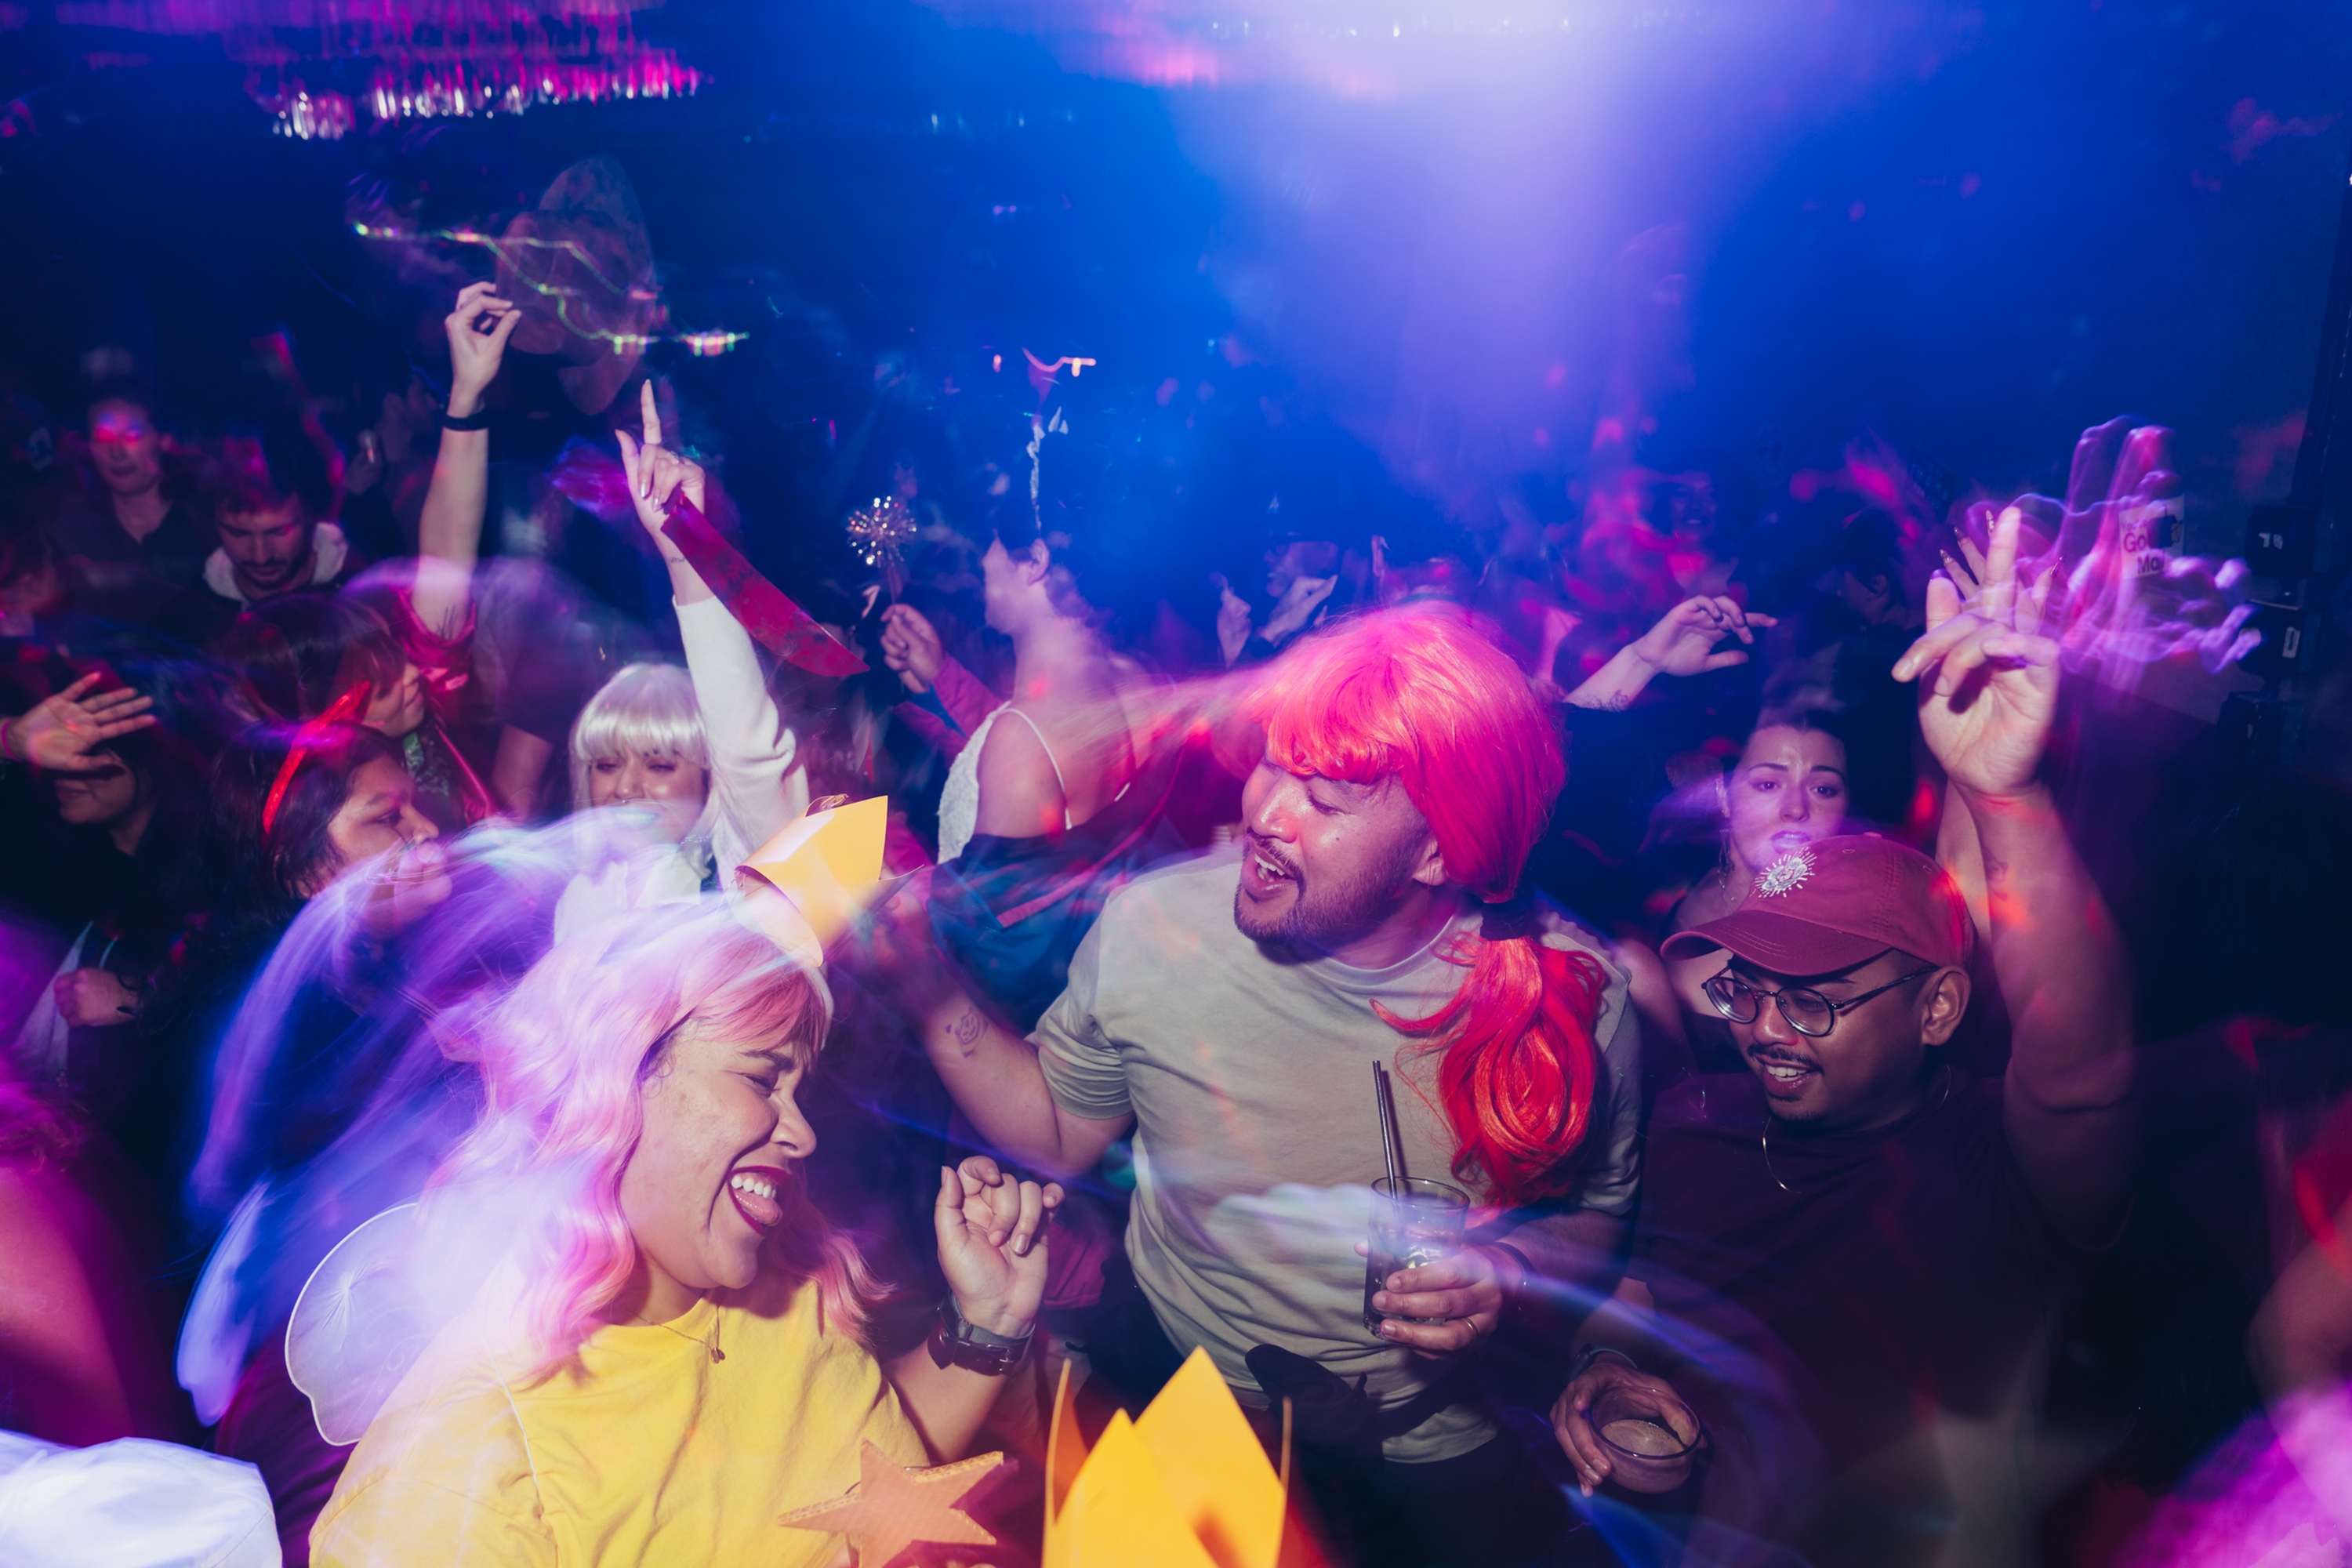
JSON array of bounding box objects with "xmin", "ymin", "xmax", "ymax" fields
[
  {"xmin": 1892, "ymin": 505, "xmax": 2135, "ymax": 1243},
  {"xmin": 884, "ymin": 1156, "xmax": 1060, "ymax": 1460},
  {"xmin": 1565, "ymin": 595, "xmax": 1773, "ymax": 710},
  {"xmin": 618, "ymin": 384, "xmax": 808, "ymax": 848},
  {"xmin": 869, "ymin": 890, "xmax": 1131, "ymax": 1181},
  {"xmin": 413, "ymin": 282, "xmax": 519, "ymax": 637}
]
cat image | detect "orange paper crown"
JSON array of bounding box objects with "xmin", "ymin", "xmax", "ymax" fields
[
  {"xmin": 734, "ymin": 795, "xmax": 890, "ymax": 964},
  {"xmin": 1046, "ymin": 1348, "xmax": 1321, "ymax": 1568}
]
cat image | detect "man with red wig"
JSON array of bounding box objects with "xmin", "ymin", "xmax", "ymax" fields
[
  {"xmin": 1551, "ymin": 510, "xmax": 2136, "ymax": 1566},
  {"xmin": 888, "ymin": 603, "xmax": 1642, "ymax": 1566}
]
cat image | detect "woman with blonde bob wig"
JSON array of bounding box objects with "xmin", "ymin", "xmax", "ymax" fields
[
  {"xmin": 310, "ymin": 902, "xmax": 1059, "ymax": 1566},
  {"xmin": 553, "ymin": 387, "xmax": 808, "ymax": 942}
]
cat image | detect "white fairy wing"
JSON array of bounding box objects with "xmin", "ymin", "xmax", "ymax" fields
[{"xmin": 285, "ymin": 1203, "xmax": 439, "ymax": 1446}]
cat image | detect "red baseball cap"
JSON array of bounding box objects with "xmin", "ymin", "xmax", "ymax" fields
[{"xmin": 1661, "ymin": 834, "xmax": 1975, "ymax": 975}]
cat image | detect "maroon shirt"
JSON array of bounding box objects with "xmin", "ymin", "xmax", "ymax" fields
[{"xmin": 1634, "ymin": 1071, "xmax": 2078, "ymax": 1558}]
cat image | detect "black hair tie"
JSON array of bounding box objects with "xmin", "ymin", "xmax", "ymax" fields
[{"xmin": 1480, "ymin": 891, "xmax": 1542, "ymax": 942}]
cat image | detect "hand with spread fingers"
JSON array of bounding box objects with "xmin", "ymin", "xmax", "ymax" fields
[
  {"xmin": 1891, "ymin": 504, "xmax": 2060, "ymax": 801},
  {"xmin": 1364, "ymin": 1242, "xmax": 1519, "ymax": 1354},
  {"xmin": 0, "ymin": 673, "xmax": 155, "ymax": 771},
  {"xmin": 935, "ymin": 1155, "xmax": 1062, "ymax": 1339}
]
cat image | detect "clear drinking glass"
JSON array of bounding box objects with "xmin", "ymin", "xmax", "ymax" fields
[
  {"xmin": 1590, "ymin": 1381, "xmax": 1703, "ymax": 1494},
  {"xmin": 1361, "ymin": 1176, "xmax": 1470, "ymax": 1331}
]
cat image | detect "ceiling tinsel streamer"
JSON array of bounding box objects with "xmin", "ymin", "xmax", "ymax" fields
[{"xmin": 52, "ymin": 2, "xmax": 702, "ymax": 138}]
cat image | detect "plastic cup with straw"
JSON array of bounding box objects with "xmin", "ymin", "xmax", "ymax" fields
[{"xmin": 1363, "ymin": 1060, "xmax": 1470, "ymax": 1332}]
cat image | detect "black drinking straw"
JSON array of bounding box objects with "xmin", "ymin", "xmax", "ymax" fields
[{"xmin": 1373, "ymin": 1060, "xmax": 1403, "ymax": 1196}]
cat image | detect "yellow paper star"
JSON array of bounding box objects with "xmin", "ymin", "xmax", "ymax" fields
[{"xmin": 778, "ymin": 1441, "xmax": 1004, "ymax": 1567}]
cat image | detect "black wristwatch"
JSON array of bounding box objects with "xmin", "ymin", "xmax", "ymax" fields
[
  {"xmin": 1569, "ymin": 1343, "xmax": 1641, "ymax": 1382},
  {"xmin": 927, "ymin": 1297, "xmax": 1034, "ymax": 1377}
]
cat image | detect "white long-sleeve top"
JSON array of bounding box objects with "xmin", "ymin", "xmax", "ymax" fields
[{"xmin": 554, "ymin": 595, "xmax": 808, "ymax": 941}]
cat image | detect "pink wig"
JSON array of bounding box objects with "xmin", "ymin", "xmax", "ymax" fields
[
  {"xmin": 426, "ymin": 903, "xmax": 877, "ymax": 1376},
  {"xmin": 1255, "ymin": 606, "xmax": 1607, "ymax": 1209}
]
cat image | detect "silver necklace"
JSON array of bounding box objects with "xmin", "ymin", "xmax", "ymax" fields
[
  {"xmin": 1761, "ymin": 1065, "xmax": 1952, "ymax": 1194},
  {"xmin": 636, "ymin": 1304, "xmax": 725, "ymax": 1363}
]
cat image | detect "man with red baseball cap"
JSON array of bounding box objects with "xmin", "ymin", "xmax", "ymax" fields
[{"xmin": 1551, "ymin": 510, "xmax": 2135, "ymax": 1566}]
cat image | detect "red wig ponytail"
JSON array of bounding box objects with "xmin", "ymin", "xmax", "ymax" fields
[{"xmin": 1256, "ymin": 606, "xmax": 1606, "ymax": 1207}]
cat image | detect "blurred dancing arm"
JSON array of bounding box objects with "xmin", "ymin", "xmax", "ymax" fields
[
  {"xmin": 1565, "ymin": 595, "xmax": 1774, "ymax": 710},
  {"xmin": 870, "ymin": 891, "xmax": 1131, "ymax": 1181},
  {"xmin": 2249, "ymin": 1189, "xmax": 2352, "ymax": 1539},
  {"xmin": 1892, "ymin": 506, "xmax": 2135, "ymax": 1243},
  {"xmin": 412, "ymin": 282, "xmax": 519, "ymax": 638}
]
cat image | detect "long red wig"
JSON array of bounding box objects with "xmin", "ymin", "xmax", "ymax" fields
[{"xmin": 1254, "ymin": 606, "xmax": 1606, "ymax": 1209}]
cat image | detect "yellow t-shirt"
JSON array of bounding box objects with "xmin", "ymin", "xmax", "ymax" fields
[{"xmin": 310, "ymin": 1266, "xmax": 924, "ymax": 1566}]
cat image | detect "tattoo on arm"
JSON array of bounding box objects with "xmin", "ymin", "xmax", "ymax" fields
[{"xmin": 948, "ymin": 1009, "xmax": 985, "ymax": 1051}]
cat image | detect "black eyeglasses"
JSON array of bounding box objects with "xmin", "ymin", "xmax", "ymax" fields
[{"xmin": 1703, "ymin": 963, "xmax": 1940, "ymax": 1038}]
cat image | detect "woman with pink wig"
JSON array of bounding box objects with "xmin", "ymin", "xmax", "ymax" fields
[{"xmin": 310, "ymin": 902, "xmax": 1059, "ymax": 1566}]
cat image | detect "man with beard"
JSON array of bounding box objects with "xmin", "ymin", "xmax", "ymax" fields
[
  {"xmin": 156, "ymin": 438, "xmax": 360, "ymax": 648},
  {"xmin": 1551, "ymin": 509, "xmax": 2134, "ymax": 1567},
  {"xmin": 884, "ymin": 604, "xmax": 1643, "ymax": 1567}
]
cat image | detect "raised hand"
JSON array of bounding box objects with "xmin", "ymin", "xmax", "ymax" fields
[
  {"xmin": 1212, "ymin": 574, "xmax": 1253, "ymax": 667},
  {"xmin": 1626, "ymin": 595, "xmax": 1777, "ymax": 677},
  {"xmin": 55, "ymin": 967, "xmax": 138, "ymax": 1026},
  {"xmin": 1891, "ymin": 505, "xmax": 2059, "ymax": 800},
  {"xmin": 614, "ymin": 379, "xmax": 707, "ymax": 540},
  {"xmin": 0, "ymin": 673, "xmax": 154, "ymax": 770},
  {"xmin": 933, "ymin": 1155, "xmax": 1061, "ymax": 1338},
  {"xmin": 359, "ymin": 837, "xmax": 454, "ymax": 938},
  {"xmin": 1261, "ymin": 572, "xmax": 1338, "ymax": 644},
  {"xmin": 880, "ymin": 604, "xmax": 945, "ymax": 695},
  {"xmin": 443, "ymin": 281, "xmax": 521, "ymax": 419}
]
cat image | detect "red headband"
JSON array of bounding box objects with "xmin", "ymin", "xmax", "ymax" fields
[{"xmin": 261, "ymin": 681, "xmax": 372, "ymax": 836}]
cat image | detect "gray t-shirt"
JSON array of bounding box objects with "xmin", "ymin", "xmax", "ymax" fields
[{"xmin": 1034, "ymin": 847, "xmax": 1641, "ymax": 1462}]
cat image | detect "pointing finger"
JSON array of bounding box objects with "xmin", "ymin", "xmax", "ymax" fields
[
  {"xmin": 640, "ymin": 379, "xmax": 663, "ymax": 452},
  {"xmin": 1984, "ymin": 506, "xmax": 2023, "ymax": 621}
]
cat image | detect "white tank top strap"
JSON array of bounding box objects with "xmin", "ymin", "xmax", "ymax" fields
[{"xmin": 995, "ymin": 706, "xmax": 1074, "ymax": 828}]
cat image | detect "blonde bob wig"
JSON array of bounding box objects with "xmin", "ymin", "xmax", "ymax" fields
[{"xmin": 568, "ymin": 662, "xmax": 711, "ymax": 813}]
